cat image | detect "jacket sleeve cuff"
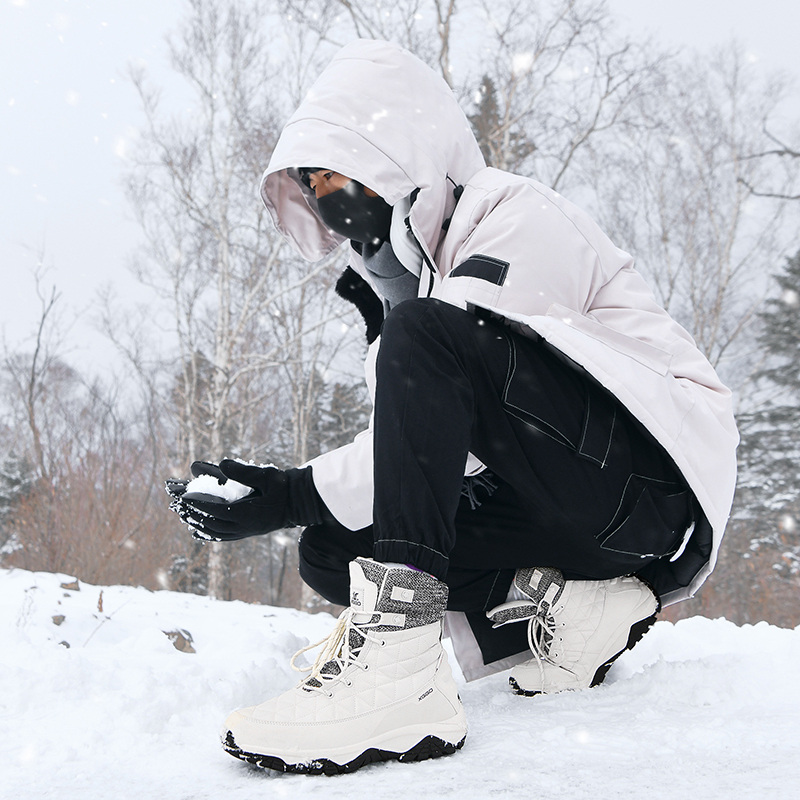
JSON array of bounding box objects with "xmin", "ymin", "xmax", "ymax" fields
[{"xmin": 285, "ymin": 466, "xmax": 328, "ymax": 527}]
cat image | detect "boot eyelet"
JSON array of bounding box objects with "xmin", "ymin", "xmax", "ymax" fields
[{"xmin": 380, "ymin": 640, "xmax": 386, "ymax": 647}]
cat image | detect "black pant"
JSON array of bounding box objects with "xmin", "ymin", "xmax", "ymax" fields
[{"xmin": 299, "ymin": 299, "xmax": 693, "ymax": 662}]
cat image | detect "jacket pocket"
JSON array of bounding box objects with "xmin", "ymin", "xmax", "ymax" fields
[
  {"xmin": 596, "ymin": 474, "xmax": 692, "ymax": 559},
  {"xmin": 501, "ymin": 334, "xmax": 577, "ymax": 449},
  {"xmin": 576, "ymin": 381, "xmax": 617, "ymax": 467}
]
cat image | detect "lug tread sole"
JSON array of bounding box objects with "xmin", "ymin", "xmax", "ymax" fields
[
  {"xmin": 509, "ymin": 610, "xmax": 658, "ymax": 697},
  {"xmin": 223, "ymin": 729, "xmax": 465, "ymax": 775}
]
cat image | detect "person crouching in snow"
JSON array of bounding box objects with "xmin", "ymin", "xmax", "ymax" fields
[{"xmin": 166, "ymin": 39, "xmax": 738, "ymax": 775}]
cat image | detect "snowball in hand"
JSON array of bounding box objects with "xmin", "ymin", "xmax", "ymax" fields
[{"xmin": 183, "ymin": 473, "xmax": 253, "ymax": 503}]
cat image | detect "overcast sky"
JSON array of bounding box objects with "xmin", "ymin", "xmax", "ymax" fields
[{"xmin": 2, "ymin": 0, "xmax": 799, "ymax": 374}]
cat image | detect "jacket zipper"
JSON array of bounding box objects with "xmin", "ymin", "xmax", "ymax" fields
[{"xmin": 405, "ymin": 216, "xmax": 437, "ymax": 298}]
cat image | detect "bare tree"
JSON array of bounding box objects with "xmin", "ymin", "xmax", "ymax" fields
[
  {"xmin": 3, "ymin": 263, "xmax": 62, "ymax": 485},
  {"xmin": 122, "ymin": 0, "xmax": 362, "ymax": 599},
  {"xmin": 280, "ymin": 0, "xmax": 453, "ymax": 77},
  {"xmin": 466, "ymin": 0, "xmax": 666, "ymax": 188},
  {"xmin": 739, "ymin": 123, "xmax": 800, "ymax": 201},
  {"xmin": 280, "ymin": 0, "xmax": 665, "ymax": 189},
  {"xmin": 584, "ymin": 47, "xmax": 800, "ymax": 627},
  {"xmin": 588, "ymin": 45, "xmax": 798, "ymax": 383},
  {"xmin": 0, "ymin": 266, "xmax": 180, "ymax": 587}
]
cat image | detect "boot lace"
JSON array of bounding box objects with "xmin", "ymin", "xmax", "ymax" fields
[
  {"xmin": 525, "ymin": 605, "xmax": 573, "ymax": 690},
  {"xmin": 528, "ymin": 611, "xmax": 558, "ymax": 664},
  {"xmin": 290, "ymin": 608, "xmax": 385, "ymax": 696}
]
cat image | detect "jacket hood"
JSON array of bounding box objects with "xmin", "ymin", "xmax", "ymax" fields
[{"xmin": 260, "ymin": 39, "xmax": 486, "ymax": 262}]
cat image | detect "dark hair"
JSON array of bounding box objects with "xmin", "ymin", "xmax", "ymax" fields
[{"xmin": 298, "ymin": 167, "xmax": 326, "ymax": 188}]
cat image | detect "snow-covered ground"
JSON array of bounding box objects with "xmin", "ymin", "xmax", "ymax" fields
[{"xmin": 2, "ymin": 567, "xmax": 799, "ymax": 799}]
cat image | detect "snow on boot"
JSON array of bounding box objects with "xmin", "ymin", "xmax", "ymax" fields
[
  {"xmin": 222, "ymin": 558, "xmax": 467, "ymax": 774},
  {"xmin": 487, "ymin": 567, "xmax": 659, "ymax": 696}
]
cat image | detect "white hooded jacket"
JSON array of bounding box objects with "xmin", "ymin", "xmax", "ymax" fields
[{"xmin": 260, "ymin": 40, "xmax": 739, "ymax": 612}]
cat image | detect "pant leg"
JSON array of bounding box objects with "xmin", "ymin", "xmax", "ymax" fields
[
  {"xmin": 299, "ymin": 468, "xmax": 691, "ymax": 666},
  {"xmin": 300, "ymin": 468, "xmax": 692, "ymax": 614},
  {"xmin": 302, "ymin": 298, "xmax": 693, "ymax": 665},
  {"xmin": 299, "ymin": 488, "xmax": 518, "ymax": 612},
  {"xmin": 371, "ymin": 298, "xmax": 691, "ymax": 580}
]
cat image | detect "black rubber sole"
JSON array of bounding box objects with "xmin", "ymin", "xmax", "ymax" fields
[
  {"xmin": 223, "ymin": 729, "xmax": 466, "ymax": 775},
  {"xmin": 509, "ymin": 610, "xmax": 658, "ymax": 697}
]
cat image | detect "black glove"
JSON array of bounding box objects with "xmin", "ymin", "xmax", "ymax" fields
[{"xmin": 166, "ymin": 459, "xmax": 326, "ymax": 542}]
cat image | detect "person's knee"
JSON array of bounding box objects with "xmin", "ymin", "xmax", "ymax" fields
[
  {"xmin": 382, "ymin": 297, "xmax": 439, "ymax": 337},
  {"xmin": 380, "ymin": 297, "xmax": 470, "ymax": 348}
]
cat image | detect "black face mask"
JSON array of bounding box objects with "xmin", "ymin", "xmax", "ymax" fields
[{"xmin": 316, "ymin": 181, "xmax": 393, "ymax": 245}]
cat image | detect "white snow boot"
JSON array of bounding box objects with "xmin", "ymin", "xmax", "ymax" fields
[
  {"xmin": 222, "ymin": 558, "xmax": 467, "ymax": 774},
  {"xmin": 487, "ymin": 567, "xmax": 659, "ymax": 695}
]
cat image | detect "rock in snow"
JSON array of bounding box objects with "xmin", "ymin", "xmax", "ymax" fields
[{"xmin": 2, "ymin": 567, "xmax": 799, "ymax": 799}]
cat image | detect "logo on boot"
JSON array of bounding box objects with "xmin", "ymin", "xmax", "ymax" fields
[{"xmin": 350, "ymin": 589, "xmax": 363, "ymax": 608}]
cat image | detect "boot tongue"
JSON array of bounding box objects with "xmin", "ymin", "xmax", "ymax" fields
[
  {"xmin": 516, "ymin": 567, "xmax": 565, "ymax": 612},
  {"xmin": 348, "ymin": 558, "xmax": 381, "ymax": 624}
]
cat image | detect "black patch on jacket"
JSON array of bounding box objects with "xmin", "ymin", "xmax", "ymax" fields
[
  {"xmin": 449, "ymin": 254, "xmax": 509, "ymax": 286},
  {"xmin": 335, "ymin": 266, "xmax": 385, "ymax": 344}
]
